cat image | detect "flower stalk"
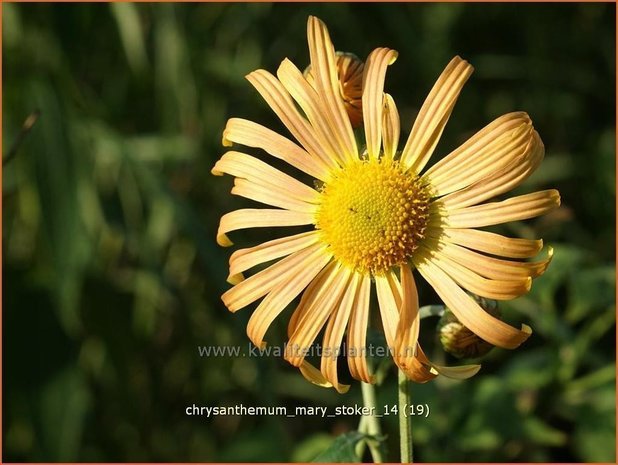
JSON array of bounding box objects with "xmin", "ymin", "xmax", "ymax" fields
[
  {"xmin": 398, "ymin": 369, "xmax": 413, "ymax": 463},
  {"xmin": 360, "ymin": 381, "xmax": 384, "ymax": 463}
]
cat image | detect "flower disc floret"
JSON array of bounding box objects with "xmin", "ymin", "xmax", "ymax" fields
[{"xmin": 316, "ymin": 158, "xmax": 431, "ymax": 274}]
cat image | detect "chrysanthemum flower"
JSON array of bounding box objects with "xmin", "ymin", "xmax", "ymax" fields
[{"xmin": 213, "ymin": 16, "xmax": 560, "ymax": 393}]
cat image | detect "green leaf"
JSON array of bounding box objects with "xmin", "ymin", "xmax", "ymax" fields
[
  {"xmin": 110, "ymin": 3, "xmax": 149, "ymax": 76},
  {"xmin": 292, "ymin": 433, "xmax": 335, "ymax": 462},
  {"xmin": 312, "ymin": 431, "xmax": 366, "ymax": 463},
  {"xmin": 573, "ymin": 386, "xmax": 616, "ymax": 462},
  {"xmin": 523, "ymin": 417, "xmax": 567, "ymax": 447},
  {"xmin": 566, "ymin": 266, "xmax": 616, "ymax": 323},
  {"xmin": 37, "ymin": 368, "xmax": 90, "ymax": 461}
]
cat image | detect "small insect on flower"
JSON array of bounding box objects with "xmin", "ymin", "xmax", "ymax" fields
[{"xmin": 213, "ymin": 16, "xmax": 560, "ymax": 393}]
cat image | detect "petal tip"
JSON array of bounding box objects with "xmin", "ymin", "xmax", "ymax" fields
[
  {"xmin": 217, "ymin": 232, "xmax": 234, "ymax": 247},
  {"xmin": 389, "ymin": 49, "xmax": 399, "ymax": 64},
  {"xmin": 334, "ymin": 383, "xmax": 351, "ymax": 394},
  {"xmin": 221, "ymin": 131, "xmax": 233, "ymax": 148},
  {"xmin": 227, "ymin": 272, "xmax": 244, "ymax": 285},
  {"xmin": 211, "ymin": 160, "xmax": 225, "ymax": 176},
  {"xmin": 221, "ymin": 291, "xmax": 239, "ymax": 313}
]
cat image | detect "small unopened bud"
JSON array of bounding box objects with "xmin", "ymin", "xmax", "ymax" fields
[
  {"xmin": 304, "ymin": 52, "xmax": 364, "ymax": 128},
  {"xmin": 438, "ymin": 295, "xmax": 500, "ymax": 359}
]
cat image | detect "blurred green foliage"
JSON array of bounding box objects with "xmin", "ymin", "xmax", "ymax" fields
[{"xmin": 3, "ymin": 3, "xmax": 615, "ymax": 462}]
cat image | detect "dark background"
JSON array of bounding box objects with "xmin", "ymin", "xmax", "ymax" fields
[{"xmin": 3, "ymin": 3, "xmax": 616, "ymax": 462}]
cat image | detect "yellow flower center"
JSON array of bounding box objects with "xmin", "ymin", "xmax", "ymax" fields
[{"xmin": 316, "ymin": 158, "xmax": 431, "ymax": 275}]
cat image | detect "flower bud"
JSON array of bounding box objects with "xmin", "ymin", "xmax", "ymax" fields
[
  {"xmin": 304, "ymin": 52, "xmax": 364, "ymax": 128},
  {"xmin": 438, "ymin": 295, "xmax": 500, "ymax": 359}
]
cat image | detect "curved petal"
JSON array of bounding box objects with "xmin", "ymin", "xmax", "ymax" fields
[
  {"xmin": 427, "ymin": 249, "xmax": 532, "ymax": 300},
  {"xmin": 422, "ymin": 112, "xmax": 531, "ymax": 193},
  {"xmin": 400, "ymin": 56, "xmax": 474, "ymax": 174},
  {"xmin": 414, "ymin": 346, "xmax": 481, "ymax": 380},
  {"xmin": 213, "ymin": 151, "xmax": 321, "ymax": 204},
  {"xmin": 424, "ymin": 116, "xmax": 535, "ymax": 197},
  {"xmin": 414, "ymin": 255, "xmax": 532, "ymax": 349},
  {"xmin": 411, "ymin": 346, "xmax": 442, "ymax": 381},
  {"xmin": 287, "ymin": 260, "xmax": 337, "ymax": 337},
  {"xmin": 346, "ymin": 274, "xmax": 374, "ymax": 383},
  {"xmin": 246, "ymin": 248, "xmax": 331, "ymax": 348},
  {"xmin": 231, "ymin": 178, "xmax": 317, "ymax": 213},
  {"xmin": 217, "ymin": 208, "xmax": 314, "ymax": 247},
  {"xmin": 222, "ymin": 242, "xmax": 327, "ymax": 312},
  {"xmin": 376, "ymin": 271, "xmax": 438, "ymax": 382},
  {"xmin": 222, "ymin": 118, "xmax": 328, "ymax": 181},
  {"xmin": 321, "ymin": 272, "xmax": 361, "ymax": 393},
  {"xmin": 382, "ymin": 93, "xmax": 400, "ymax": 159},
  {"xmin": 362, "ymin": 47, "xmax": 398, "ymax": 159},
  {"xmin": 375, "ymin": 271, "xmax": 401, "ymax": 350},
  {"xmin": 285, "ymin": 263, "xmax": 351, "ymax": 366},
  {"xmin": 438, "ymin": 130, "xmax": 544, "ymax": 208},
  {"xmin": 437, "ymin": 228, "xmax": 543, "ymax": 259},
  {"xmin": 398, "ymin": 329, "xmax": 481, "ymax": 383},
  {"xmin": 375, "ymin": 267, "xmax": 477, "ymax": 383},
  {"xmin": 437, "ymin": 241, "xmax": 554, "ymax": 281},
  {"xmin": 441, "ymin": 190, "xmax": 561, "ymax": 229},
  {"xmin": 277, "ymin": 59, "xmax": 345, "ymax": 166},
  {"xmin": 307, "ymin": 16, "xmax": 357, "ymax": 163},
  {"xmin": 228, "ymin": 231, "xmax": 320, "ymax": 284},
  {"xmin": 299, "ymin": 360, "xmax": 349, "ymax": 392},
  {"xmin": 400, "ymin": 354, "xmax": 439, "ymax": 383},
  {"xmin": 429, "ymin": 362, "xmax": 481, "ymax": 380},
  {"xmin": 246, "ymin": 70, "xmax": 337, "ymax": 173},
  {"xmin": 394, "ymin": 265, "xmax": 421, "ymax": 371}
]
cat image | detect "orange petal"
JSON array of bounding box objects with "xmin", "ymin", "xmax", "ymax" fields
[
  {"xmin": 285, "ymin": 263, "xmax": 351, "ymax": 366},
  {"xmin": 400, "ymin": 56, "xmax": 473, "ymax": 174},
  {"xmin": 422, "ymin": 112, "xmax": 531, "ymax": 195},
  {"xmin": 246, "ymin": 70, "xmax": 337, "ymax": 174},
  {"xmin": 228, "ymin": 231, "xmax": 319, "ymax": 284},
  {"xmin": 213, "ymin": 151, "xmax": 320, "ymax": 204},
  {"xmin": 438, "ymin": 129, "xmax": 545, "ymax": 207},
  {"xmin": 217, "ymin": 208, "xmax": 314, "ymax": 247},
  {"xmin": 436, "ymin": 241, "xmax": 554, "ymax": 281},
  {"xmin": 394, "ymin": 265, "xmax": 421, "ymax": 370},
  {"xmin": 346, "ymin": 274, "xmax": 374, "ymax": 383},
  {"xmin": 362, "ymin": 47, "xmax": 398, "ymax": 159},
  {"xmin": 382, "ymin": 93, "xmax": 400, "ymax": 159},
  {"xmin": 221, "ymin": 242, "xmax": 326, "ymax": 312},
  {"xmin": 321, "ymin": 272, "xmax": 361, "ymax": 393},
  {"xmin": 307, "ymin": 16, "xmax": 357, "ymax": 163},
  {"xmin": 287, "ymin": 260, "xmax": 337, "ymax": 337},
  {"xmin": 277, "ymin": 59, "xmax": 345, "ymax": 166},
  {"xmin": 232, "ymin": 178, "xmax": 317, "ymax": 213},
  {"xmin": 441, "ymin": 190, "xmax": 561, "ymax": 229},
  {"xmin": 415, "ymin": 256, "xmax": 532, "ymax": 349},
  {"xmin": 375, "ymin": 271, "xmax": 401, "ymax": 349},
  {"xmin": 427, "ymin": 249, "xmax": 532, "ymax": 300},
  {"xmin": 437, "ymin": 228, "xmax": 543, "ymax": 259},
  {"xmin": 299, "ymin": 360, "xmax": 349, "ymax": 392},
  {"xmin": 246, "ymin": 249, "xmax": 331, "ymax": 348},
  {"xmin": 222, "ymin": 117, "xmax": 328, "ymax": 181}
]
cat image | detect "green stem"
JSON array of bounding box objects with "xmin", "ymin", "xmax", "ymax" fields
[
  {"xmin": 418, "ymin": 304, "xmax": 445, "ymax": 320},
  {"xmin": 360, "ymin": 381, "xmax": 383, "ymax": 463},
  {"xmin": 398, "ymin": 369, "xmax": 413, "ymax": 463}
]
